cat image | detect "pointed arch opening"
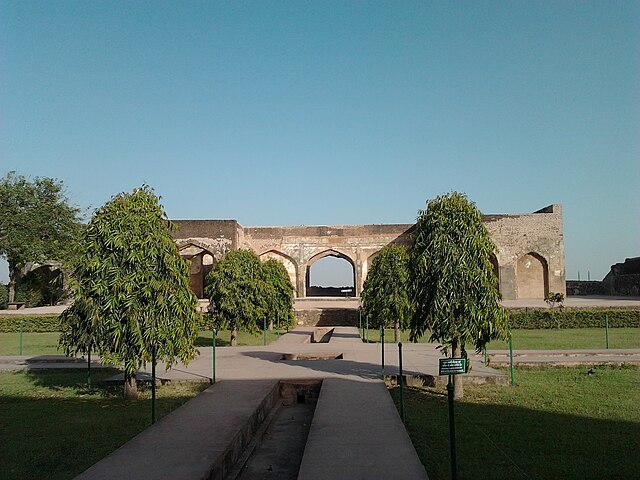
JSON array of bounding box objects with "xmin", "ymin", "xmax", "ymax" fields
[
  {"xmin": 516, "ymin": 252, "xmax": 549, "ymax": 299},
  {"xmin": 306, "ymin": 250, "xmax": 356, "ymax": 297}
]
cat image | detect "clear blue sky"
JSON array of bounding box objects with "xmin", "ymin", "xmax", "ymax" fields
[{"xmin": 1, "ymin": 1, "xmax": 638, "ymax": 284}]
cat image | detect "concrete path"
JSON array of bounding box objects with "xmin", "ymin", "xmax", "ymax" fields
[{"xmin": 298, "ymin": 378, "xmax": 427, "ymax": 480}]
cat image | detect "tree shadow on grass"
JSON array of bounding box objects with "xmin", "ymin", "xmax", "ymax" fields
[
  {"xmin": 22, "ymin": 368, "xmax": 122, "ymax": 396},
  {"xmin": 0, "ymin": 377, "xmax": 206, "ymax": 480},
  {"xmin": 390, "ymin": 386, "xmax": 640, "ymax": 480}
]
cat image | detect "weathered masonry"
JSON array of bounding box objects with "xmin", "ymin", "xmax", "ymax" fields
[{"xmin": 172, "ymin": 204, "xmax": 565, "ymax": 301}]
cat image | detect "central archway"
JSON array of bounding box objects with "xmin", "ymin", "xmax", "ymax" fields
[{"xmin": 305, "ymin": 250, "xmax": 356, "ymax": 297}]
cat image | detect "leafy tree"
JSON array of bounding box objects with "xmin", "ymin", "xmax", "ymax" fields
[
  {"xmin": 410, "ymin": 192, "xmax": 507, "ymax": 399},
  {"xmin": 262, "ymin": 259, "xmax": 295, "ymax": 330},
  {"xmin": 16, "ymin": 267, "xmax": 65, "ymax": 307},
  {"xmin": 0, "ymin": 172, "xmax": 82, "ymax": 303},
  {"xmin": 59, "ymin": 186, "xmax": 200, "ymax": 399},
  {"xmin": 206, "ymin": 249, "xmax": 268, "ymax": 346},
  {"xmin": 0, "ymin": 283, "xmax": 7, "ymax": 310},
  {"xmin": 361, "ymin": 244, "xmax": 413, "ymax": 342}
]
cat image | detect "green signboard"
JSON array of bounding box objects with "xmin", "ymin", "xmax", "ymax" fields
[{"xmin": 439, "ymin": 358, "xmax": 467, "ymax": 375}]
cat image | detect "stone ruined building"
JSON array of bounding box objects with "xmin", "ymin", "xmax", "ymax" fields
[{"xmin": 171, "ymin": 204, "xmax": 565, "ymax": 301}]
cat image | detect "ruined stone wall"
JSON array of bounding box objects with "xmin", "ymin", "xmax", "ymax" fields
[
  {"xmin": 483, "ymin": 205, "xmax": 565, "ymax": 300},
  {"xmin": 170, "ymin": 205, "xmax": 565, "ymax": 301},
  {"xmin": 602, "ymin": 258, "xmax": 640, "ymax": 296}
]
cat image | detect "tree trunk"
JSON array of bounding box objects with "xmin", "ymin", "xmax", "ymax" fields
[
  {"xmin": 124, "ymin": 372, "xmax": 138, "ymax": 400},
  {"xmin": 230, "ymin": 325, "xmax": 238, "ymax": 346},
  {"xmin": 394, "ymin": 319, "xmax": 400, "ymax": 343},
  {"xmin": 452, "ymin": 337, "xmax": 464, "ymax": 400},
  {"xmin": 8, "ymin": 265, "xmax": 19, "ymax": 303}
]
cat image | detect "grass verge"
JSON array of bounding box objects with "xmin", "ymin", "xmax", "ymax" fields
[
  {"xmin": 360, "ymin": 327, "xmax": 640, "ymax": 349},
  {"xmin": 0, "ymin": 369, "xmax": 208, "ymax": 480},
  {"xmin": 391, "ymin": 365, "xmax": 640, "ymax": 480},
  {"xmin": 0, "ymin": 330, "xmax": 282, "ymax": 355}
]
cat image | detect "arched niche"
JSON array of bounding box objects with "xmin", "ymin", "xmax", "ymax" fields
[
  {"xmin": 516, "ymin": 252, "xmax": 549, "ymax": 299},
  {"xmin": 259, "ymin": 250, "xmax": 298, "ymax": 291},
  {"xmin": 361, "ymin": 250, "xmax": 381, "ymax": 286},
  {"xmin": 489, "ymin": 253, "xmax": 500, "ymax": 291},
  {"xmin": 179, "ymin": 243, "xmax": 216, "ymax": 299}
]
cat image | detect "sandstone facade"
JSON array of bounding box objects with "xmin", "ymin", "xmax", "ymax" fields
[{"xmin": 172, "ymin": 204, "xmax": 565, "ymax": 301}]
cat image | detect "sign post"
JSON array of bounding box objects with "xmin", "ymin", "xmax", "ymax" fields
[
  {"xmin": 212, "ymin": 329, "xmax": 217, "ymax": 384},
  {"xmin": 381, "ymin": 326, "xmax": 385, "ymax": 379},
  {"xmin": 439, "ymin": 357, "xmax": 467, "ymax": 480}
]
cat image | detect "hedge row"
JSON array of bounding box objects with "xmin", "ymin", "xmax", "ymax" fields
[
  {"xmin": 0, "ymin": 316, "xmax": 62, "ymax": 333},
  {"xmin": 508, "ymin": 310, "xmax": 640, "ymax": 329},
  {"xmin": 1, "ymin": 309, "xmax": 639, "ymax": 333}
]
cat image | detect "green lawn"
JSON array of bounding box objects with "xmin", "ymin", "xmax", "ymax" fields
[
  {"xmin": 391, "ymin": 365, "xmax": 640, "ymax": 480},
  {"xmin": 2, "ymin": 327, "xmax": 638, "ymax": 356},
  {"xmin": 0, "ymin": 330, "xmax": 282, "ymax": 356},
  {"xmin": 360, "ymin": 327, "xmax": 640, "ymax": 349},
  {"xmin": 0, "ymin": 369, "xmax": 208, "ymax": 480}
]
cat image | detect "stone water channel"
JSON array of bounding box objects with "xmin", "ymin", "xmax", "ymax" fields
[
  {"xmin": 232, "ymin": 381, "xmax": 322, "ymax": 480},
  {"xmin": 230, "ymin": 329, "xmax": 333, "ymax": 479}
]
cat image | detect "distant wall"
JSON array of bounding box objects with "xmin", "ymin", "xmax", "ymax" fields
[{"xmin": 566, "ymin": 281, "xmax": 605, "ymax": 296}]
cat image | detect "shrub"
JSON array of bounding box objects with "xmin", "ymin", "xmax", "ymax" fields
[
  {"xmin": 0, "ymin": 315, "xmax": 62, "ymax": 332},
  {"xmin": 544, "ymin": 292, "xmax": 565, "ymax": 309},
  {"xmin": 509, "ymin": 310, "xmax": 640, "ymax": 329}
]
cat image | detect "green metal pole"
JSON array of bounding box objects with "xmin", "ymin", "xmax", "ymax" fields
[
  {"xmin": 509, "ymin": 327, "xmax": 515, "ymax": 386},
  {"xmin": 398, "ymin": 342, "xmax": 404, "ymax": 423},
  {"xmin": 365, "ymin": 316, "xmax": 369, "ymax": 343},
  {"xmin": 87, "ymin": 350, "xmax": 92, "ymax": 388},
  {"xmin": 483, "ymin": 347, "xmax": 488, "ymax": 365},
  {"xmin": 151, "ymin": 347, "xmax": 157, "ymax": 424},
  {"xmin": 359, "ymin": 310, "xmax": 362, "ymax": 339},
  {"xmin": 212, "ymin": 329, "xmax": 216, "ymax": 384},
  {"xmin": 605, "ymin": 314, "xmax": 609, "ymax": 349},
  {"xmin": 447, "ymin": 374, "xmax": 457, "ymax": 480},
  {"xmin": 19, "ymin": 319, "xmax": 23, "ymax": 355},
  {"xmin": 381, "ymin": 326, "xmax": 385, "ymax": 379},
  {"xmin": 277, "ymin": 313, "xmax": 280, "ymax": 338},
  {"xmin": 263, "ymin": 318, "xmax": 267, "ymax": 346}
]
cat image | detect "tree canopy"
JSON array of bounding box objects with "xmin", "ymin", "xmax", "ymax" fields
[
  {"xmin": 59, "ymin": 186, "xmax": 200, "ymax": 399},
  {"xmin": 206, "ymin": 249, "xmax": 269, "ymax": 346},
  {"xmin": 0, "ymin": 172, "xmax": 82, "ymax": 302},
  {"xmin": 361, "ymin": 244, "xmax": 413, "ymax": 342},
  {"xmin": 262, "ymin": 259, "xmax": 295, "ymax": 330},
  {"xmin": 410, "ymin": 192, "xmax": 507, "ymax": 398}
]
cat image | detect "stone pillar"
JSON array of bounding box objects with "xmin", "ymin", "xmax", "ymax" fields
[{"xmin": 500, "ymin": 263, "xmax": 517, "ymax": 300}]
